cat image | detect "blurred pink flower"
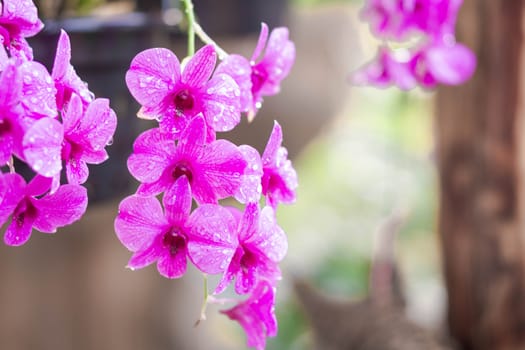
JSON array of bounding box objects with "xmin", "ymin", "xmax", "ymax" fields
[
  {"xmin": 361, "ymin": 0, "xmax": 462, "ymax": 40},
  {"xmin": 352, "ymin": 46, "xmax": 417, "ymax": 90},
  {"xmin": 410, "ymin": 40, "xmax": 476, "ymax": 88}
]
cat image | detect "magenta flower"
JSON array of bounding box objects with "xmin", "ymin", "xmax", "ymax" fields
[
  {"xmin": 261, "ymin": 121, "xmax": 297, "ymax": 208},
  {"xmin": 52, "ymin": 30, "xmax": 94, "ymax": 110},
  {"xmin": 0, "ymin": 0, "xmax": 43, "ymax": 59},
  {"xmin": 221, "ymin": 280, "xmax": 278, "ymax": 350},
  {"xmin": 352, "ymin": 47, "xmax": 417, "ymax": 90},
  {"xmin": 1, "ymin": 173, "xmax": 87, "ymax": 246},
  {"xmin": 61, "ymin": 93, "xmax": 117, "ymax": 185},
  {"xmin": 410, "ymin": 40, "xmax": 476, "ymax": 88},
  {"xmin": 114, "ymin": 176, "xmax": 237, "ymax": 278},
  {"xmin": 215, "ymin": 203, "xmax": 287, "ymax": 295},
  {"xmin": 216, "ymin": 23, "xmax": 295, "ymax": 120},
  {"xmin": 126, "ymin": 44, "xmax": 240, "ymax": 141},
  {"xmin": 128, "ymin": 115, "xmax": 247, "ymax": 204}
]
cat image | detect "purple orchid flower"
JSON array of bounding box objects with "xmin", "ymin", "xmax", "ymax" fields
[
  {"xmin": 352, "ymin": 46, "xmax": 417, "ymax": 90},
  {"xmin": 0, "ymin": 0, "xmax": 44, "ymax": 59},
  {"xmin": 221, "ymin": 280, "xmax": 278, "ymax": 350},
  {"xmin": 61, "ymin": 93, "xmax": 117, "ymax": 185},
  {"xmin": 127, "ymin": 115, "xmax": 247, "ymax": 204},
  {"xmin": 261, "ymin": 121, "xmax": 297, "ymax": 209},
  {"xmin": 214, "ymin": 203, "xmax": 287, "ymax": 295},
  {"xmin": 1, "ymin": 173, "xmax": 87, "ymax": 246},
  {"xmin": 216, "ymin": 23, "xmax": 295, "ymax": 121},
  {"xmin": 52, "ymin": 30, "xmax": 94, "ymax": 110},
  {"xmin": 126, "ymin": 44, "xmax": 241, "ymax": 142},
  {"xmin": 114, "ymin": 176, "xmax": 238, "ymax": 279}
]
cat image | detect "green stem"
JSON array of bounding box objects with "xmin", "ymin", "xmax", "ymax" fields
[
  {"xmin": 194, "ymin": 274, "xmax": 209, "ymax": 327},
  {"xmin": 193, "ymin": 21, "xmax": 228, "ymax": 60},
  {"xmin": 182, "ymin": 0, "xmax": 195, "ymax": 56}
]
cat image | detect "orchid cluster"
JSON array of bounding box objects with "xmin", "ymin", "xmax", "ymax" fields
[
  {"xmin": 0, "ymin": 0, "xmax": 117, "ymax": 246},
  {"xmin": 353, "ymin": 0, "xmax": 476, "ymax": 89},
  {"xmin": 114, "ymin": 21, "xmax": 297, "ymax": 350}
]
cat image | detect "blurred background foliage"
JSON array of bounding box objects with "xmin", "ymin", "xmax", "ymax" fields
[{"xmin": 269, "ymin": 83, "xmax": 441, "ymax": 348}]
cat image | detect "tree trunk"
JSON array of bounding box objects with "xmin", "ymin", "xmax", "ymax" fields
[{"xmin": 436, "ymin": 1, "xmax": 525, "ymax": 349}]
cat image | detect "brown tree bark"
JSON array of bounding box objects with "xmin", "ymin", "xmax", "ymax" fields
[{"xmin": 436, "ymin": 1, "xmax": 525, "ymax": 349}]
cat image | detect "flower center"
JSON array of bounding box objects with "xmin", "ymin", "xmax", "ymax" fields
[
  {"xmin": 172, "ymin": 163, "xmax": 193, "ymax": 183},
  {"xmin": 174, "ymin": 89, "xmax": 194, "ymax": 115},
  {"xmin": 162, "ymin": 228, "xmax": 186, "ymax": 256},
  {"xmin": 251, "ymin": 66, "xmax": 268, "ymax": 94},
  {"xmin": 13, "ymin": 199, "xmax": 37, "ymax": 228},
  {"xmin": 240, "ymin": 249, "xmax": 257, "ymax": 272},
  {"xmin": 61, "ymin": 139, "xmax": 82, "ymax": 162},
  {"xmin": 0, "ymin": 118, "xmax": 11, "ymax": 136}
]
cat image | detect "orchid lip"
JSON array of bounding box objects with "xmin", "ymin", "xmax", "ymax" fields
[
  {"xmin": 174, "ymin": 89, "xmax": 194, "ymax": 115},
  {"xmin": 172, "ymin": 163, "xmax": 193, "ymax": 183},
  {"xmin": 162, "ymin": 228, "xmax": 186, "ymax": 256},
  {"xmin": 0, "ymin": 117, "xmax": 11, "ymax": 135}
]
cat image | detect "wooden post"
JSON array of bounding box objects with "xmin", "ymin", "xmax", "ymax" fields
[{"xmin": 436, "ymin": 1, "xmax": 525, "ymax": 348}]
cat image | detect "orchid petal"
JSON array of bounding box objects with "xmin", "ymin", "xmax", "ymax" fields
[
  {"xmin": 246, "ymin": 206, "xmax": 287, "ymax": 262},
  {"xmin": 202, "ymin": 73, "xmax": 241, "ymax": 133},
  {"xmin": 157, "ymin": 249, "xmax": 188, "ymax": 279},
  {"xmin": 163, "ymin": 176, "xmax": 192, "ymax": 225},
  {"xmin": 114, "ymin": 195, "xmax": 169, "ymax": 251},
  {"xmin": 0, "ymin": 173, "xmax": 26, "ymax": 227},
  {"xmin": 23, "ymin": 118, "xmax": 63, "ymax": 177},
  {"xmin": 215, "ymin": 54, "xmax": 253, "ymax": 112},
  {"xmin": 187, "ymin": 204, "xmax": 238, "ymax": 274},
  {"xmin": 127, "ymin": 128, "xmax": 174, "ymax": 183},
  {"xmin": 32, "ymin": 184, "xmax": 87, "ymax": 233},
  {"xmin": 52, "ymin": 30, "xmax": 71, "ymax": 81},
  {"xmin": 4, "ymin": 201, "xmax": 35, "ymax": 246},
  {"xmin": 182, "ymin": 44, "xmax": 217, "ymax": 87},
  {"xmin": 251, "ymin": 23, "xmax": 269, "ymax": 62},
  {"xmin": 126, "ymin": 48, "xmax": 180, "ymax": 112}
]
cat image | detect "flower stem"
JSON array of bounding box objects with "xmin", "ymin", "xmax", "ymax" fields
[
  {"xmin": 180, "ymin": 0, "xmax": 228, "ymax": 59},
  {"xmin": 194, "ymin": 274, "xmax": 209, "ymax": 327},
  {"xmin": 193, "ymin": 21, "xmax": 228, "ymax": 60},
  {"xmin": 181, "ymin": 0, "xmax": 195, "ymax": 56}
]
